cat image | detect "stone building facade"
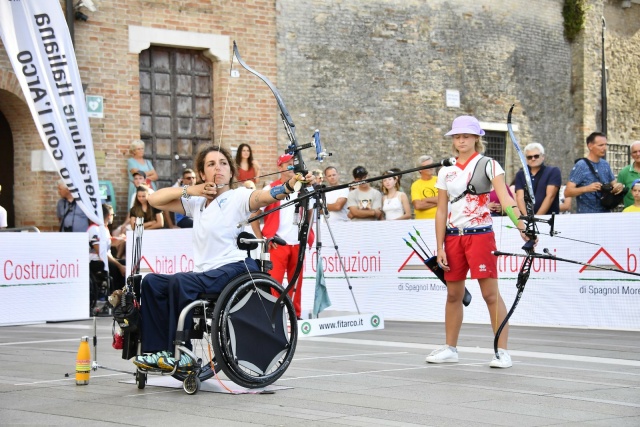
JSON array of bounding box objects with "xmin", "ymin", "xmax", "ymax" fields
[
  {"xmin": 0, "ymin": 0, "xmax": 638, "ymax": 230},
  {"xmin": 277, "ymin": 0, "xmax": 640, "ymax": 185}
]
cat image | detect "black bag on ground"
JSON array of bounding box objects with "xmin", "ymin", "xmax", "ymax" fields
[{"xmin": 121, "ymin": 330, "xmax": 139, "ymax": 360}]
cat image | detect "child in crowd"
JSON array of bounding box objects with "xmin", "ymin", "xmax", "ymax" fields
[{"xmin": 622, "ymin": 179, "xmax": 640, "ymax": 212}]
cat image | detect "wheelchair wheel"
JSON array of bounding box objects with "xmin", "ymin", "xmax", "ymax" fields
[
  {"xmin": 183, "ymin": 372, "xmax": 200, "ymax": 395},
  {"xmin": 135, "ymin": 371, "xmax": 146, "ymax": 389},
  {"xmin": 212, "ymin": 272, "xmax": 298, "ymax": 389}
]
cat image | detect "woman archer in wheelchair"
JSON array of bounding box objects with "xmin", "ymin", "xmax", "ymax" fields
[{"xmin": 133, "ymin": 145, "xmax": 314, "ymax": 373}]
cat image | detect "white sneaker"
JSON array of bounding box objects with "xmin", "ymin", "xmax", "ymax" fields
[
  {"xmin": 426, "ymin": 345, "xmax": 458, "ymax": 364},
  {"xmin": 489, "ymin": 348, "xmax": 512, "ymax": 368}
]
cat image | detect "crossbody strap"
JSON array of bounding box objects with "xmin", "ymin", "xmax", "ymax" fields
[
  {"xmin": 581, "ymin": 158, "xmax": 603, "ymax": 184},
  {"xmin": 450, "ymin": 156, "xmax": 492, "ymax": 204}
]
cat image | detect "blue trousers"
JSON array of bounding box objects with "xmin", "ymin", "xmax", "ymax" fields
[{"xmin": 140, "ymin": 259, "xmax": 258, "ymax": 353}]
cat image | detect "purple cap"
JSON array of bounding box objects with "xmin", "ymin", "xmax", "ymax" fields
[{"xmin": 445, "ymin": 116, "xmax": 485, "ymax": 136}]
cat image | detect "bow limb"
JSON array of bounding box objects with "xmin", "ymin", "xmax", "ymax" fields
[
  {"xmin": 493, "ymin": 252, "xmax": 532, "ymax": 356},
  {"xmin": 233, "ymin": 41, "xmax": 307, "ymax": 175},
  {"xmin": 233, "ymin": 41, "xmax": 311, "ymax": 323},
  {"xmin": 507, "ymin": 105, "xmax": 536, "ymax": 240}
]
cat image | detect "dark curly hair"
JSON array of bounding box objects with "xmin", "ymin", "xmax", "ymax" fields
[{"xmin": 195, "ymin": 145, "xmax": 237, "ymax": 188}]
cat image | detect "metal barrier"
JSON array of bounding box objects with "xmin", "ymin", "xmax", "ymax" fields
[{"xmin": 607, "ymin": 143, "xmax": 631, "ymax": 175}]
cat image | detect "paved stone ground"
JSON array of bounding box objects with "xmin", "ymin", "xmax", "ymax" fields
[{"xmin": 0, "ymin": 317, "xmax": 639, "ymax": 426}]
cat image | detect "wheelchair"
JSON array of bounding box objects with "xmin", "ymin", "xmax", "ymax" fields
[{"xmin": 132, "ymin": 233, "xmax": 298, "ymax": 395}]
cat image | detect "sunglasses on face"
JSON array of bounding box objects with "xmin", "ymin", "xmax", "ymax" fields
[{"xmin": 526, "ymin": 154, "xmax": 541, "ymax": 160}]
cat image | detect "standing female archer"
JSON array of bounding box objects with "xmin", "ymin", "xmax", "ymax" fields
[{"xmin": 426, "ymin": 115, "xmax": 527, "ymax": 369}]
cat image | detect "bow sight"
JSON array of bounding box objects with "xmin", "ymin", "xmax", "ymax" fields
[{"xmin": 286, "ymin": 130, "xmax": 332, "ymax": 163}]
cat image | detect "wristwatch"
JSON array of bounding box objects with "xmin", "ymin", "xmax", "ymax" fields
[{"xmin": 181, "ymin": 185, "xmax": 191, "ymax": 200}]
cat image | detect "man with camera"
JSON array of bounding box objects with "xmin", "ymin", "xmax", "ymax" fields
[{"xmin": 565, "ymin": 132, "xmax": 625, "ymax": 213}]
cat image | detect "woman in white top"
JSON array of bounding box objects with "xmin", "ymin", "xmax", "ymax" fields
[
  {"xmin": 133, "ymin": 145, "xmax": 313, "ymax": 372},
  {"xmin": 381, "ymin": 171, "xmax": 411, "ymax": 220}
]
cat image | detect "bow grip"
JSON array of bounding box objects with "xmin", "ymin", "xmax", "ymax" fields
[{"xmin": 521, "ymin": 239, "xmax": 536, "ymax": 254}]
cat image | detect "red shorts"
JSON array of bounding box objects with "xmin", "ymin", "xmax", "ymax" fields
[{"xmin": 443, "ymin": 232, "xmax": 498, "ymax": 281}]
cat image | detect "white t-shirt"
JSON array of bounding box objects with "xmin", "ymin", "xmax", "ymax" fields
[
  {"xmin": 435, "ymin": 153, "xmax": 504, "ymax": 229},
  {"xmin": 346, "ymin": 187, "xmax": 382, "ymax": 221},
  {"xmin": 0, "ymin": 205, "xmax": 7, "ymax": 228},
  {"xmin": 88, "ymin": 223, "xmax": 110, "ymax": 262},
  {"xmin": 183, "ymin": 188, "xmax": 254, "ymax": 272},
  {"xmin": 324, "ymin": 187, "xmax": 350, "ymax": 222}
]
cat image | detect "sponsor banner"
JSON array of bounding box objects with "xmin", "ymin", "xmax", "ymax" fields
[
  {"xmin": 125, "ymin": 228, "xmax": 194, "ymax": 277},
  {"xmin": 123, "ymin": 213, "xmax": 640, "ymax": 330},
  {"xmin": 298, "ymin": 313, "xmax": 384, "ymax": 338},
  {"xmin": 0, "ymin": 1, "xmax": 106, "ymax": 264},
  {"xmin": 0, "ymin": 233, "xmax": 89, "ymax": 325},
  {"xmin": 304, "ymin": 214, "xmax": 640, "ymax": 330}
]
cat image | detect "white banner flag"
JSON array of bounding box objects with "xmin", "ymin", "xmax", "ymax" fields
[{"xmin": 0, "ymin": 0, "xmax": 106, "ymax": 264}]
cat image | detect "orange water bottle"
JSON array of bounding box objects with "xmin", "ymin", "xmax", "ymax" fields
[{"xmin": 75, "ymin": 336, "xmax": 91, "ymax": 385}]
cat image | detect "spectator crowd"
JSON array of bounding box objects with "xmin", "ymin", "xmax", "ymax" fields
[{"xmin": 43, "ymin": 136, "xmax": 638, "ymax": 315}]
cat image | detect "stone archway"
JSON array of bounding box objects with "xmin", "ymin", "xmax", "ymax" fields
[
  {"xmin": 0, "ymin": 69, "xmax": 54, "ymax": 230},
  {"xmin": 0, "ymin": 69, "xmax": 23, "ymax": 229},
  {"xmin": 0, "ymin": 108, "xmax": 14, "ymax": 228}
]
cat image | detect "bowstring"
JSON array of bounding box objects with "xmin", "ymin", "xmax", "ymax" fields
[
  {"xmin": 225, "ymin": 48, "xmax": 262, "ymax": 289},
  {"xmin": 227, "ymin": 44, "xmax": 282, "ymax": 325},
  {"xmin": 204, "ymin": 45, "xmax": 276, "ymax": 365},
  {"xmin": 218, "ymin": 48, "xmax": 234, "ymax": 152},
  {"xmin": 493, "ymin": 158, "xmax": 503, "ymax": 337},
  {"xmin": 496, "ymin": 199, "xmax": 504, "ymax": 335}
]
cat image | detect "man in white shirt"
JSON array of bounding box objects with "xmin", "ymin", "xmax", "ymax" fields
[
  {"xmin": 323, "ymin": 166, "xmax": 349, "ymax": 222},
  {"xmin": 346, "ymin": 166, "xmax": 383, "ymax": 221}
]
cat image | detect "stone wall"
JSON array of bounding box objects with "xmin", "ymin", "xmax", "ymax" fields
[
  {"xmin": 277, "ymin": 0, "xmax": 578, "ymax": 183},
  {"xmin": 1, "ymin": 0, "xmax": 638, "ymax": 229},
  {"xmin": 571, "ymin": 1, "xmax": 640, "ymax": 157},
  {"xmin": 601, "ymin": 1, "xmax": 640, "ymax": 144}
]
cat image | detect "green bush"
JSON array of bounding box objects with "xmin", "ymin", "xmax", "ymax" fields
[{"xmin": 563, "ymin": 0, "xmax": 586, "ymax": 42}]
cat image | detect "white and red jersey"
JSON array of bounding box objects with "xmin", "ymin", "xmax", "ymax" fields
[{"xmin": 435, "ymin": 152, "xmax": 504, "ymax": 229}]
